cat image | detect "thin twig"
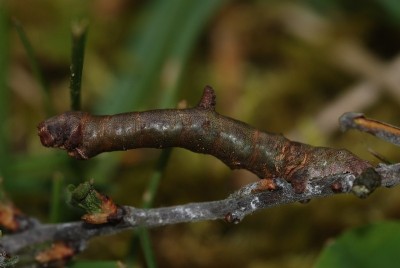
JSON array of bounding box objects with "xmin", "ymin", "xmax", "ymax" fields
[
  {"xmin": 340, "ymin": 112, "xmax": 400, "ymax": 146},
  {"xmin": 1, "ymin": 163, "xmax": 399, "ymax": 259}
]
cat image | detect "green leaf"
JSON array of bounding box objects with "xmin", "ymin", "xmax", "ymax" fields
[{"xmin": 315, "ymin": 221, "xmax": 400, "ymax": 268}]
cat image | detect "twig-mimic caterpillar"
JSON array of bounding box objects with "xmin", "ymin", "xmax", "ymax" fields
[{"xmin": 38, "ymin": 86, "xmax": 375, "ymax": 194}]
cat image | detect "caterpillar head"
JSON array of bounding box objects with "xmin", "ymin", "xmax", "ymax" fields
[{"xmin": 38, "ymin": 111, "xmax": 87, "ymax": 159}]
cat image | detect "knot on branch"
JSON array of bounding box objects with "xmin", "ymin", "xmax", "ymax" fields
[
  {"xmin": 352, "ymin": 167, "xmax": 381, "ymax": 198},
  {"xmin": 197, "ymin": 85, "xmax": 216, "ymax": 110}
]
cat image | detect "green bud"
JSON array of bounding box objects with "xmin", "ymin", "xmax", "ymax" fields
[{"xmin": 67, "ymin": 182, "xmax": 102, "ymax": 214}]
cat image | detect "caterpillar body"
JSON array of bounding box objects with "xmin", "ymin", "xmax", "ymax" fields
[{"xmin": 38, "ymin": 86, "xmax": 373, "ymax": 193}]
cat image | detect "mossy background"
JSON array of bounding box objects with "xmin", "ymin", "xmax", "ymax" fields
[{"xmin": 2, "ymin": 0, "xmax": 400, "ymax": 267}]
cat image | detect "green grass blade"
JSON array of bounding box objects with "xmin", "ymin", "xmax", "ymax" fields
[
  {"xmin": 88, "ymin": 0, "xmax": 192, "ymax": 183},
  {"xmin": 157, "ymin": 0, "xmax": 227, "ymax": 107},
  {"xmin": 95, "ymin": 0, "xmax": 190, "ymax": 114},
  {"xmin": 49, "ymin": 173, "xmax": 64, "ymax": 223},
  {"xmin": 140, "ymin": 0, "xmax": 227, "ymax": 210},
  {"xmin": 142, "ymin": 149, "xmax": 172, "ymax": 209},
  {"xmin": 70, "ymin": 19, "xmax": 88, "ymax": 111},
  {"xmin": 136, "ymin": 148, "xmax": 171, "ymax": 267},
  {"xmin": 138, "ymin": 227, "xmax": 157, "ymax": 268}
]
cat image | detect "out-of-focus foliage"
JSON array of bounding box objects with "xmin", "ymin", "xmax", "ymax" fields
[
  {"xmin": 315, "ymin": 221, "xmax": 400, "ymax": 268},
  {"xmin": 0, "ymin": 2, "xmax": 10, "ymax": 182},
  {"xmin": 2, "ymin": 0, "xmax": 400, "ymax": 267},
  {"xmin": 70, "ymin": 260, "xmax": 124, "ymax": 268}
]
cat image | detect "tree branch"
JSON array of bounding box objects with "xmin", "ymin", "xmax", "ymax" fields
[
  {"xmin": 7, "ymin": 87, "xmax": 398, "ymax": 266},
  {"xmin": 1, "ymin": 163, "xmax": 399, "ymax": 262}
]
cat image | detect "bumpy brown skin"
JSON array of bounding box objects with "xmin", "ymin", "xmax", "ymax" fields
[{"xmin": 38, "ymin": 86, "xmax": 373, "ymax": 193}]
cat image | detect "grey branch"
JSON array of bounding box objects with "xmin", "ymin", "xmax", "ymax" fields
[{"xmin": 1, "ymin": 163, "xmax": 399, "ymax": 261}]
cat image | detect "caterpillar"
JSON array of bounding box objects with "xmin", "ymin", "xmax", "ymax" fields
[{"xmin": 38, "ymin": 86, "xmax": 374, "ymax": 194}]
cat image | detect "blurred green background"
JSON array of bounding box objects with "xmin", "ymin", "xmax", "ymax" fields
[{"xmin": 2, "ymin": 0, "xmax": 400, "ymax": 267}]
